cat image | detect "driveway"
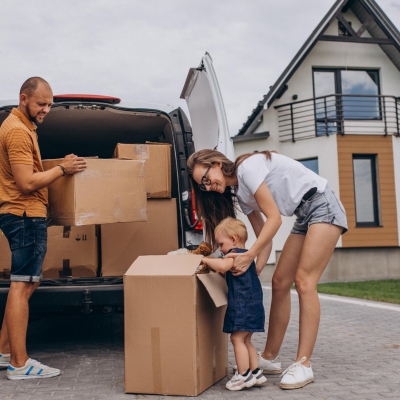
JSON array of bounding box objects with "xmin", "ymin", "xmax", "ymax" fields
[{"xmin": 0, "ymin": 287, "xmax": 399, "ymax": 399}]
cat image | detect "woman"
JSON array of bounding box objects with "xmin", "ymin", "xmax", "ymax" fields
[{"xmin": 187, "ymin": 149, "xmax": 347, "ymax": 390}]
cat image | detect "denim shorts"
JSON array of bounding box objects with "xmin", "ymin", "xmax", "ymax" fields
[
  {"xmin": 0, "ymin": 213, "xmax": 47, "ymax": 282},
  {"xmin": 291, "ymin": 186, "xmax": 348, "ymax": 235}
]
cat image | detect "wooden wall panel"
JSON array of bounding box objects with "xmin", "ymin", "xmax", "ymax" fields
[{"xmin": 337, "ymin": 135, "xmax": 398, "ymax": 247}]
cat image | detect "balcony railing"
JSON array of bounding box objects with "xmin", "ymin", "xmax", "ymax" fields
[{"xmin": 275, "ymin": 94, "xmax": 400, "ymax": 142}]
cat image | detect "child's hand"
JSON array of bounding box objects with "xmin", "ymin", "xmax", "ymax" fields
[{"xmin": 226, "ymin": 251, "xmax": 255, "ymax": 276}]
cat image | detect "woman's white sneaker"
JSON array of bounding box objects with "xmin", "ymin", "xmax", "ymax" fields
[
  {"xmin": 257, "ymin": 353, "xmax": 282, "ymax": 374},
  {"xmin": 280, "ymin": 357, "xmax": 314, "ymax": 389}
]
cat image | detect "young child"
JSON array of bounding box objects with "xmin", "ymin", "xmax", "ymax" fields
[{"xmin": 201, "ymin": 217, "xmax": 266, "ymax": 391}]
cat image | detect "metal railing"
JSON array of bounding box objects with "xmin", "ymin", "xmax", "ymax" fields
[{"xmin": 275, "ymin": 94, "xmax": 400, "ymax": 142}]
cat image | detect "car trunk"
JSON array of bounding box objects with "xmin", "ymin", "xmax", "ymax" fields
[{"xmin": 0, "ymin": 103, "xmax": 186, "ymax": 283}]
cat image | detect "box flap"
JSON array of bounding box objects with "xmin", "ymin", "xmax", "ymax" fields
[
  {"xmin": 196, "ymin": 273, "xmax": 228, "ymax": 308},
  {"xmin": 125, "ymin": 255, "xmax": 204, "ymax": 276}
]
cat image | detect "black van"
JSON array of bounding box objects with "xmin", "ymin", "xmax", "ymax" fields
[{"xmin": 0, "ymin": 53, "xmax": 234, "ymax": 315}]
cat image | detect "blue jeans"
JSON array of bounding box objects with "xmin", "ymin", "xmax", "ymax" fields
[{"xmin": 0, "ymin": 213, "xmax": 47, "ymax": 282}]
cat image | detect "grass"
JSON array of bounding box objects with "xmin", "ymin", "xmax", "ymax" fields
[{"xmin": 316, "ymin": 279, "xmax": 400, "ymax": 305}]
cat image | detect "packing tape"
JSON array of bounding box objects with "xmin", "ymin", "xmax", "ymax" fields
[
  {"xmin": 139, "ymin": 159, "xmax": 146, "ymax": 178},
  {"xmin": 151, "ymin": 327, "xmax": 162, "ymax": 393},
  {"xmin": 138, "ymin": 206, "xmax": 147, "ymax": 221},
  {"xmin": 60, "ymin": 259, "xmax": 72, "ymax": 277},
  {"xmin": 63, "ymin": 226, "xmax": 71, "ymax": 238},
  {"xmin": 75, "ymin": 212, "xmax": 99, "ymax": 226},
  {"xmin": 135, "ymin": 144, "xmax": 150, "ymax": 160},
  {"xmin": 213, "ymin": 345, "xmax": 217, "ymax": 382},
  {"xmin": 114, "ymin": 196, "xmax": 121, "ymax": 221}
]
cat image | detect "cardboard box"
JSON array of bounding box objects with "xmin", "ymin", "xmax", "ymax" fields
[
  {"xmin": 101, "ymin": 199, "xmax": 178, "ymax": 276},
  {"xmin": 124, "ymin": 255, "xmax": 228, "ymax": 396},
  {"xmin": 42, "ymin": 226, "xmax": 98, "ymax": 279},
  {"xmin": 0, "ymin": 230, "xmax": 11, "ymax": 279},
  {"xmin": 113, "ymin": 143, "xmax": 171, "ymax": 198},
  {"xmin": 42, "ymin": 158, "xmax": 147, "ymax": 226}
]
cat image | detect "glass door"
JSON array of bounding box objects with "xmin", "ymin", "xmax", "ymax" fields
[{"xmin": 313, "ymin": 70, "xmax": 339, "ymax": 135}]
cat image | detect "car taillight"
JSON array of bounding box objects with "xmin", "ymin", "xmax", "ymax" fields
[{"xmin": 191, "ymin": 189, "xmax": 203, "ymax": 231}]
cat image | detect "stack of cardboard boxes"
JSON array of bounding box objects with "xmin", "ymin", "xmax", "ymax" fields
[
  {"xmin": 0, "ymin": 142, "xmax": 229, "ymax": 395},
  {"xmin": 102, "ymin": 143, "xmax": 178, "ymax": 276},
  {"xmin": 0, "ymin": 143, "xmax": 178, "ymax": 279}
]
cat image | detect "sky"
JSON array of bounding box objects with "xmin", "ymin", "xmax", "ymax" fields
[{"xmin": 1, "ymin": 0, "xmax": 400, "ymax": 136}]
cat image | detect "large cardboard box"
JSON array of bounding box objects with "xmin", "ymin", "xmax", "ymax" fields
[
  {"xmin": 42, "ymin": 158, "xmax": 147, "ymax": 226},
  {"xmin": 42, "ymin": 226, "xmax": 98, "ymax": 279},
  {"xmin": 101, "ymin": 199, "xmax": 178, "ymax": 276},
  {"xmin": 113, "ymin": 143, "xmax": 171, "ymax": 198},
  {"xmin": 124, "ymin": 255, "xmax": 228, "ymax": 396},
  {"xmin": 0, "ymin": 230, "xmax": 11, "ymax": 279}
]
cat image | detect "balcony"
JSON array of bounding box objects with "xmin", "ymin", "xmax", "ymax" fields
[{"xmin": 275, "ymin": 94, "xmax": 400, "ymax": 142}]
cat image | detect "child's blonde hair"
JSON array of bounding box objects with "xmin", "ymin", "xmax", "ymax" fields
[{"xmin": 214, "ymin": 217, "xmax": 248, "ymax": 243}]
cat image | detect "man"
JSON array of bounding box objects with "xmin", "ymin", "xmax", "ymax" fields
[{"xmin": 0, "ymin": 77, "xmax": 87, "ymax": 380}]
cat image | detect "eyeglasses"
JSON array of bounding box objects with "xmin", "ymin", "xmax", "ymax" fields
[{"xmin": 198, "ymin": 166, "xmax": 211, "ymax": 191}]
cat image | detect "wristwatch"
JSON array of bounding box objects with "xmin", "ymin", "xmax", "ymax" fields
[{"xmin": 57, "ymin": 164, "xmax": 66, "ymax": 176}]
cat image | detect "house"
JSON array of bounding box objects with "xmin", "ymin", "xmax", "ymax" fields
[{"xmin": 233, "ymin": 0, "xmax": 400, "ymax": 282}]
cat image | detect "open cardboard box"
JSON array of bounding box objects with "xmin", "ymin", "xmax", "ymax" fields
[{"xmin": 124, "ymin": 255, "xmax": 228, "ymax": 396}]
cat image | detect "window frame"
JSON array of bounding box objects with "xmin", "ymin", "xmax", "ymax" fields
[
  {"xmin": 352, "ymin": 154, "xmax": 380, "ymax": 227},
  {"xmin": 312, "ymin": 68, "xmax": 382, "ymax": 123},
  {"xmin": 297, "ymin": 157, "xmax": 319, "ymax": 175}
]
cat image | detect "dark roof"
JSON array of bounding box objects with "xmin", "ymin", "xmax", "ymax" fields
[{"xmin": 236, "ymin": 0, "xmax": 400, "ymax": 137}]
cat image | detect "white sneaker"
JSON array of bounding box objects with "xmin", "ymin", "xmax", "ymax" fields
[
  {"xmin": 257, "ymin": 353, "xmax": 282, "ymax": 374},
  {"xmin": 0, "ymin": 353, "xmax": 10, "ymax": 367},
  {"xmin": 233, "ymin": 353, "xmax": 282, "ymax": 375},
  {"xmin": 226, "ymin": 371, "xmax": 256, "ymax": 391},
  {"xmin": 7, "ymin": 358, "xmax": 61, "ymax": 380},
  {"xmin": 280, "ymin": 357, "xmax": 314, "ymax": 389},
  {"xmin": 253, "ymin": 368, "xmax": 267, "ymax": 385}
]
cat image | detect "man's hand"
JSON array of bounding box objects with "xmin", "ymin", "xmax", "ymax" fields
[
  {"xmin": 59, "ymin": 154, "xmax": 87, "ymax": 175},
  {"xmin": 11, "ymin": 155, "xmax": 88, "ymax": 194},
  {"xmin": 225, "ymin": 251, "xmax": 255, "ymax": 276}
]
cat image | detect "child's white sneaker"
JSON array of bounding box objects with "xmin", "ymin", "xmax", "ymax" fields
[
  {"xmin": 226, "ymin": 371, "xmax": 256, "ymax": 391},
  {"xmin": 252, "ymin": 368, "xmax": 267, "ymax": 385},
  {"xmin": 233, "ymin": 353, "xmax": 281, "ymax": 374},
  {"xmin": 257, "ymin": 353, "xmax": 282, "ymax": 374},
  {"xmin": 280, "ymin": 357, "xmax": 314, "ymax": 389}
]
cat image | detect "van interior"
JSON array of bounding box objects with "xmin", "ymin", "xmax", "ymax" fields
[{"xmin": 0, "ymin": 104, "xmax": 192, "ymax": 281}]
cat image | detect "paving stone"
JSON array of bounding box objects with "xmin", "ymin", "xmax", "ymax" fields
[{"xmin": 0, "ymin": 289, "xmax": 399, "ymax": 399}]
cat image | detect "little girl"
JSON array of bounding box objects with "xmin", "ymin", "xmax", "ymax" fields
[{"xmin": 202, "ymin": 217, "xmax": 266, "ymax": 391}]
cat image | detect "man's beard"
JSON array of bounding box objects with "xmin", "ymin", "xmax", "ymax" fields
[{"xmin": 25, "ymin": 104, "xmax": 43, "ymax": 125}]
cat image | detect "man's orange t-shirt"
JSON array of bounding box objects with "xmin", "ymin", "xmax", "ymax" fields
[{"xmin": 0, "ymin": 108, "xmax": 48, "ymax": 217}]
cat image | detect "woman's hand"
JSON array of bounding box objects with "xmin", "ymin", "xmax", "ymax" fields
[{"xmin": 225, "ymin": 251, "xmax": 255, "ymax": 276}]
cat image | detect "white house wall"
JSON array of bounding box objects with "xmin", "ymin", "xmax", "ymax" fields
[{"xmin": 234, "ymin": 11, "xmax": 400, "ymax": 260}]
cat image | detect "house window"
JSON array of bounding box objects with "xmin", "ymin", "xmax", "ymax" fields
[
  {"xmin": 353, "ymin": 154, "xmax": 380, "ymax": 226},
  {"xmin": 298, "ymin": 158, "xmax": 319, "ymax": 175},
  {"xmin": 338, "ymin": 20, "xmax": 352, "ymax": 36},
  {"xmin": 313, "ymin": 69, "xmax": 380, "ymax": 135}
]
